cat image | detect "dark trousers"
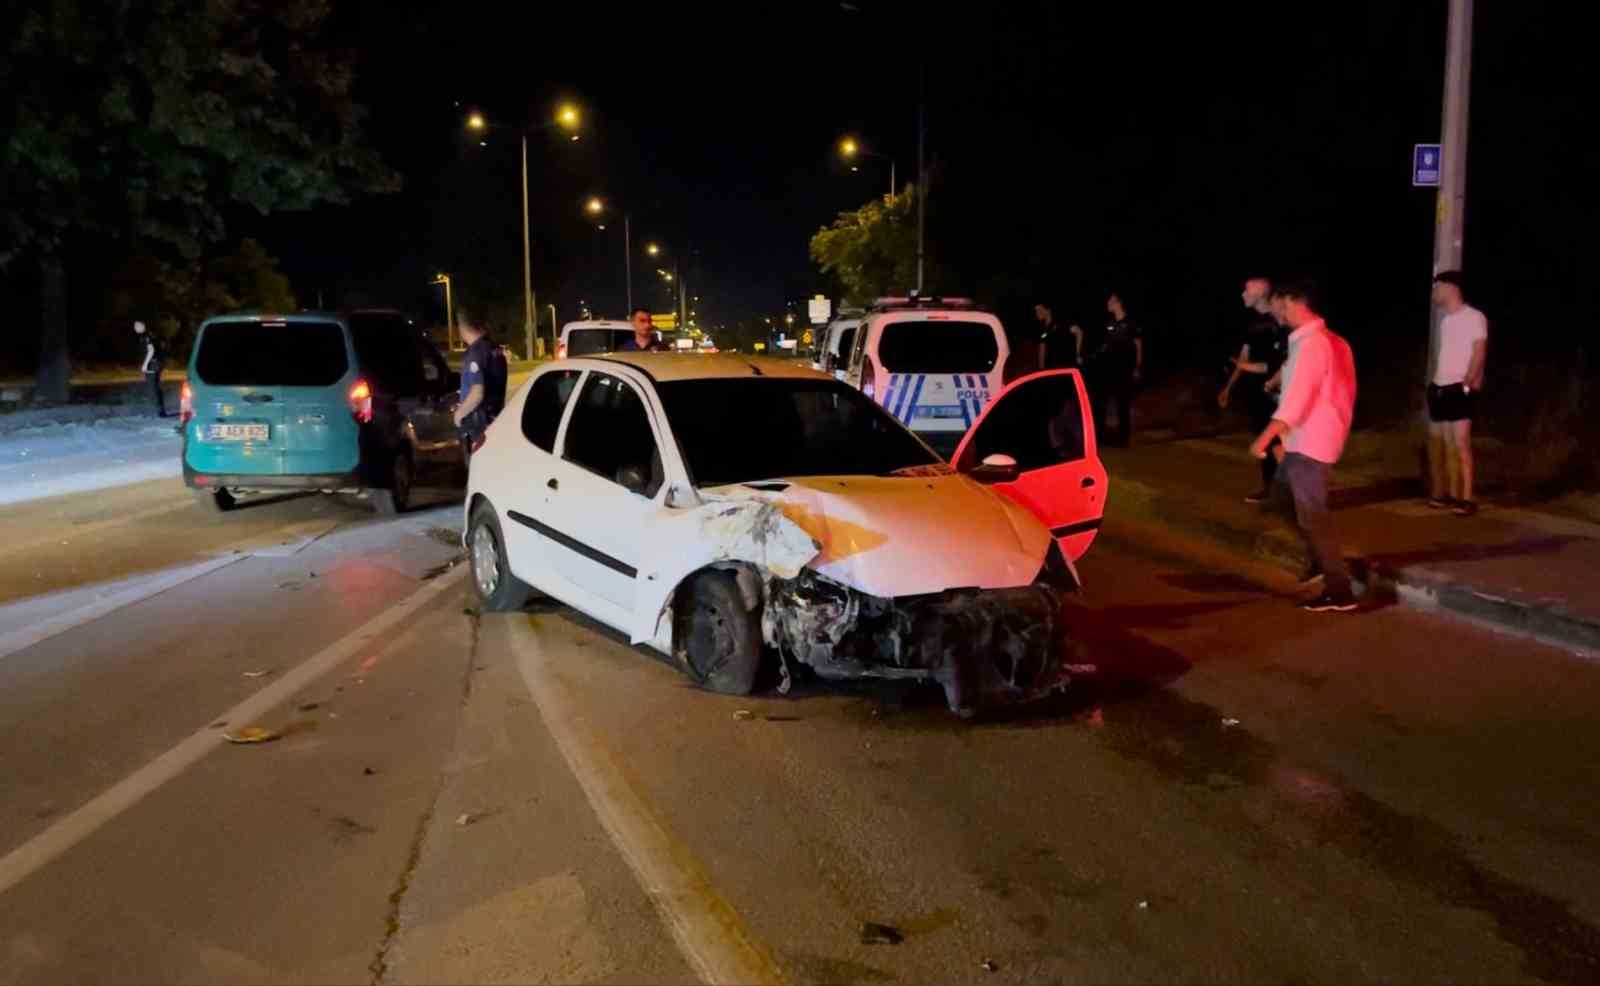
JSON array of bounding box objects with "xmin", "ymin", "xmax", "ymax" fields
[
  {"xmin": 1090, "ymin": 370, "xmax": 1135, "ymax": 447},
  {"xmin": 1247, "ymin": 393, "xmax": 1279, "ymax": 488},
  {"xmin": 145, "ymin": 370, "xmax": 165, "ymax": 416},
  {"xmin": 1278, "ymin": 452, "xmax": 1351, "ymax": 597}
]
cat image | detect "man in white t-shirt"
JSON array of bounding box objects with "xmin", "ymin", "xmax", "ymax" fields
[{"xmin": 1426, "ymin": 270, "xmax": 1488, "ymax": 516}]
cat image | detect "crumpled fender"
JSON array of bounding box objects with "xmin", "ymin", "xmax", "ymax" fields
[{"xmin": 630, "ymin": 496, "xmax": 820, "ymax": 647}]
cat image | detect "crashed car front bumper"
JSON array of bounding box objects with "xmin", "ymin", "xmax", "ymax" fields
[{"xmin": 763, "ymin": 569, "xmax": 1074, "ymax": 717}]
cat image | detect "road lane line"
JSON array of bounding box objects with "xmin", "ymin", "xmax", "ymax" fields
[
  {"xmin": 0, "ymin": 566, "xmax": 466, "ymax": 899},
  {"xmin": 0, "ymin": 554, "xmax": 247, "ymax": 661},
  {"xmin": 507, "ymin": 617, "xmax": 785, "ymax": 986}
]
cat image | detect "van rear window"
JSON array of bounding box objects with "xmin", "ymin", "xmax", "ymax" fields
[
  {"xmin": 567, "ymin": 329, "xmax": 634, "ymax": 356},
  {"xmin": 195, "ymin": 320, "xmax": 348, "ymax": 387},
  {"xmin": 877, "ymin": 320, "xmax": 999, "ymax": 373}
]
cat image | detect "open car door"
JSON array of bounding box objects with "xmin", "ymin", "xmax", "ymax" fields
[{"xmin": 950, "ymin": 369, "xmax": 1107, "ymax": 562}]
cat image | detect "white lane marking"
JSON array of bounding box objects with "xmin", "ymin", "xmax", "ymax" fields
[
  {"xmin": 507, "ymin": 618, "xmax": 784, "ymax": 986},
  {"xmin": 0, "ymin": 566, "xmax": 466, "ymax": 898},
  {"xmin": 0, "ymin": 554, "xmax": 246, "ymax": 662}
]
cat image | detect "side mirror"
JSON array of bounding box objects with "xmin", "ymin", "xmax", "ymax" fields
[
  {"xmin": 969, "ymin": 453, "xmax": 1020, "ymax": 485},
  {"xmin": 616, "ymin": 464, "xmax": 648, "ymax": 496},
  {"xmin": 446, "ymin": 370, "xmax": 462, "ymax": 391},
  {"xmin": 664, "ymin": 483, "xmax": 700, "ymax": 509}
]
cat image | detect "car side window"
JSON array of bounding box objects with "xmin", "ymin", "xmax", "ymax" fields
[
  {"xmin": 561, "ymin": 372, "xmax": 663, "ymax": 497},
  {"xmin": 520, "ymin": 369, "xmax": 582, "ymax": 453},
  {"xmin": 847, "ymin": 321, "xmax": 869, "ymax": 374},
  {"xmin": 349, "ymin": 315, "xmax": 424, "ymax": 397},
  {"xmin": 416, "ymin": 337, "xmax": 449, "ymax": 393},
  {"xmin": 956, "ymin": 374, "xmax": 1087, "ymax": 473}
]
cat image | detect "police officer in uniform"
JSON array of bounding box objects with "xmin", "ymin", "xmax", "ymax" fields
[{"xmin": 451, "ymin": 307, "xmax": 507, "ymax": 462}]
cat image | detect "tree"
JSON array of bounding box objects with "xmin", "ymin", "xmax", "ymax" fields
[
  {"xmin": 1, "ymin": 0, "xmax": 397, "ymax": 400},
  {"xmin": 808, "ymin": 188, "xmax": 923, "ymax": 306}
]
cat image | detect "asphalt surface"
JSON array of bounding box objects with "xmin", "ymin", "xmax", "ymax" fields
[{"xmin": 1, "ymin": 475, "xmax": 1598, "ymax": 984}]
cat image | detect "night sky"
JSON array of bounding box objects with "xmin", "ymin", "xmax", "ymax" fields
[{"xmin": 244, "ymin": 0, "xmax": 1588, "ymax": 373}]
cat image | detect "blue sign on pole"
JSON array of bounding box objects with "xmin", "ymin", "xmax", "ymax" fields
[{"xmin": 1413, "ymin": 143, "xmax": 1442, "ymax": 187}]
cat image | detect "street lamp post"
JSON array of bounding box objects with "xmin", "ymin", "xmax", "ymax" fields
[
  {"xmin": 547, "ymin": 303, "xmax": 557, "ymax": 350},
  {"xmin": 465, "ymin": 103, "xmax": 582, "ymax": 359},
  {"xmin": 839, "ymin": 137, "xmax": 896, "ymax": 198},
  {"xmin": 432, "ymin": 273, "xmax": 454, "ymax": 350}
]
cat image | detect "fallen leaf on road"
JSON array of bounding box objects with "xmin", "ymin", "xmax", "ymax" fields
[
  {"xmin": 859, "ymin": 922, "xmax": 903, "ymax": 945},
  {"xmin": 980, "ymin": 959, "xmax": 998, "ymax": 972},
  {"xmin": 1222, "ymin": 717, "xmax": 1241, "ymax": 728},
  {"xmin": 223, "ymin": 726, "xmax": 280, "ymax": 744},
  {"xmin": 242, "ymin": 670, "xmax": 271, "ymax": 678}
]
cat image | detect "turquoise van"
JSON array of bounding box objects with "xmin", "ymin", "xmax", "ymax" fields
[{"xmin": 181, "ymin": 310, "xmax": 463, "ymax": 513}]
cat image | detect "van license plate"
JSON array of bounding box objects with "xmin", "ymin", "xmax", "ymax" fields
[{"xmin": 207, "ymin": 423, "xmax": 269, "ymax": 442}]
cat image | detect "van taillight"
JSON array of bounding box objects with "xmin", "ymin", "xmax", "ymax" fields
[
  {"xmin": 556, "ymin": 342, "xmax": 567, "ymax": 359},
  {"xmin": 179, "ymin": 383, "xmax": 193, "ymax": 425},
  {"xmin": 349, "ymin": 379, "xmax": 373, "ymax": 424}
]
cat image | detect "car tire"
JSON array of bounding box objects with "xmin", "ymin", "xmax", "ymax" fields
[
  {"xmin": 468, "ymin": 502, "xmax": 533, "ymax": 612},
  {"xmin": 210, "ymin": 489, "xmax": 237, "ymax": 512},
  {"xmin": 676, "ymin": 571, "xmax": 763, "ymax": 696},
  {"xmin": 371, "ymin": 449, "xmax": 413, "ymax": 516}
]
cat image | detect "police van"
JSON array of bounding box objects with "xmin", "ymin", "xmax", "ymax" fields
[
  {"xmin": 810, "ymin": 310, "xmax": 864, "ymax": 379},
  {"xmin": 842, "ymin": 296, "xmax": 1011, "ymax": 455}
]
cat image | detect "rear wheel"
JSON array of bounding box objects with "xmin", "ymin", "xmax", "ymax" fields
[
  {"xmin": 676, "ymin": 571, "xmax": 763, "ymax": 696},
  {"xmin": 209, "ymin": 489, "xmax": 237, "ymax": 512},
  {"xmin": 468, "ymin": 503, "xmax": 533, "ymax": 612},
  {"xmin": 371, "ymin": 449, "xmax": 413, "ymax": 516}
]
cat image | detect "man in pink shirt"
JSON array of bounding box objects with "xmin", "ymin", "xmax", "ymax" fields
[{"xmin": 1249, "ymin": 280, "xmax": 1359, "ymax": 612}]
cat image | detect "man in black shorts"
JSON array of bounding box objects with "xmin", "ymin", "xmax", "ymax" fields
[{"xmin": 1426, "ymin": 270, "xmax": 1488, "ymax": 516}]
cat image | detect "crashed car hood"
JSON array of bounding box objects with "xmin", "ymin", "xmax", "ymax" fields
[{"xmin": 705, "ymin": 474, "xmax": 1052, "ymax": 597}]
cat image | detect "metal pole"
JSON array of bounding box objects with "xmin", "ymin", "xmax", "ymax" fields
[
  {"xmin": 547, "ymin": 303, "xmax": 557, "ymax": 352},
  {"xmin": 444, "ymin": 279, "xmax": 454, "ymax": 352},
  {"xmin": 521, "ymin": 135, "xmax": 536, "ymax": 361},
  {"xmin": 625, "ymin": 214, "xmax": 633, "ymax": 312},
  {"xmin": 1429, "ymin": 0, "xmax": 1474, "ymax": 375},
  {"xmin": 889, "ymin": 159, "xmax": 896, "ymax": 199},
  {"xmin": 916, "ymin": 62, "xmax": 926, "ymax": 294}
]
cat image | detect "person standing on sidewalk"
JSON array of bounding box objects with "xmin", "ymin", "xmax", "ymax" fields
[
  {"xmin": 1249, "ymin": 280, "xmax": 1359, "ymax": 612},
  {"xmin": 1219, "ymin": 277, "xmax": 1287, "ymax": 502},
  {"xmin": 1090, "ymin": 291, "xmax": 1143, "ymax": 447},
  {"xmin": 133, "ymin": 321, "xmax": 165, "ymax": 417},
  {"xmin": 1426, "ymin": 270, "xmax": 1488, "ymax": 516},
  {"xmin": 1036, "ymin": 301, "xmax": 1084, "ymax": 371}
]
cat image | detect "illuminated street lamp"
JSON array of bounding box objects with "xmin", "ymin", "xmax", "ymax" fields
[
  {"xmin": 431, "ymin": 273, "xmax": 455, "ymax": 351},
  {"xmin": 838, "ymin": 135, "xmax": 896, "ymax": 197},
  {"xmin": 461, "ymin": 102, "xmax": 586, "ymax": 357}
]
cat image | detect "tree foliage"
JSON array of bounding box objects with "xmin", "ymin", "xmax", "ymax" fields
[
  {"xmin": 101, "ymin": 239, "xmax": 296, "ymax": 358},
  {"xmin": 808, "ymin": 189, "xmax": 921, "ymax": 306},
  {"xmin": 1, "ymin": 0, "xmax": 397, "ymax": 266}
]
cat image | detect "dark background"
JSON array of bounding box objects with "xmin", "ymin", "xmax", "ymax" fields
[{"xmin": 9, "ymin": 1, "xmax": 1593, "ymax": 408}]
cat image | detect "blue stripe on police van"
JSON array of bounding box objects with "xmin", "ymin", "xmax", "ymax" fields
[
  {"xmin": 891, "ymin": 374, "xmax": 910, "ymax": 420},
  {"xmin": 904, "ymin": 375, "xmax": 927, "ymax": 423},
  {"xmin": 888, "ymin": 375, "xmax": 907, "ymax": 419}
]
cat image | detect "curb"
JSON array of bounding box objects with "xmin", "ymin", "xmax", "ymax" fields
[{"xmin": 1113, "ymin": 476, "xmax": 1600, "ymax": 654}]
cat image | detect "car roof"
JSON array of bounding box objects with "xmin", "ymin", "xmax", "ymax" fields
[
  {"xmin": 562, "ymin": 320, "xmax": 633, "ymax": 331},
  {"xmin": 573, "ymin": 352, "xmax": 832, "ymax": 383}
]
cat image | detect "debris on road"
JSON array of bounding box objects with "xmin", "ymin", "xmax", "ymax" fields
[
  {"xmin": 733, "ymin": 709, "xmax": 755, "ymax": 721},
  {"xmin": 1222, "ymin": 717, "xmax": 1241, "ymax": 728},
  {"xmin": 455, "ymin": 812, "xmax": 475, "ymax": 826},
  {"xmin": 223, "ymin": 726, "xmax": 280, "ymax": 744},
  {"xmin": 859, "ymin": 922, "xmax": 904, "ymax": 945},
  {"xmin": 242, "ymin": 669, "xmax": 271, "ymax": 678},
  {"xmin": 364, "ymin": 767, "xmax": 377, "ymax": 776},
  {"xmin": 980, "ymin": 959, "xmax": 999, "ymax": 972},
  {"xmin": 298, "ymin": 702, "xmax": 321, "ymax": 712},
  {"xmin": 1137, "ymin": 900, "xmax": 1150, "ymax": 911}
]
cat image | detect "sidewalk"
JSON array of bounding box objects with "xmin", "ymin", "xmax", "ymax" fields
[{"xmin": 1105, "ymin": 433, "xmax": 1600, "ymax": 653}]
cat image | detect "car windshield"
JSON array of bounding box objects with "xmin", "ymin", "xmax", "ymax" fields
[
  {"xmin": 656, "ymin": 378, "xmax": 942, "ymax": 487},
  {"xmin": 877, "ymin": 319, "xmax": 999, "ymax": 373},
  {"xmin": 194, "ymin": 319, "xmax": 348, "ymax": 387},
  {"xmin": 567, "ymin": 328, "xmax": 634, "ymax": 356}
]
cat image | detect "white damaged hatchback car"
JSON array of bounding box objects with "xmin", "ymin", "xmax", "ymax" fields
[{"xmin": 464, "ymin": 353, "xmax": 1107, "ymax": 716}]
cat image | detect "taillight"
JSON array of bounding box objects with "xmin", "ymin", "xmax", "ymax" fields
[
  {"xmin": 556, "ymin": 343, "xmax": 567, "ymax": 359},
  {"xmin": 179, "ymin": 383, "xmax": 193, "ymax": 425},
  {"xmin": 349, "ymin": 379, "xmax": 373, "ymax": 424}
]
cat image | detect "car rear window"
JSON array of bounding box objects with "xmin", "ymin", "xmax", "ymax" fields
[
  {"xmin": 566, "ymin": 328, "xmax": 633, "ymax": 356},
  {"xmin": 877, "ymin": 320, "xmax": 999, "ymax": 373},
  {"xmin": 348, "ymin": 313, "xmax": 426, "ymax": 396},
  {"xmin": 194, "ymin": 319, "xmax": 348, "ymax": 387}
]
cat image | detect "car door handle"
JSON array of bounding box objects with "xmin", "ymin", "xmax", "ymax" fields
[
  {"xmin": 547, "ymin": 478, "xmax": 559, "ymax": 490},
  {"xmin": 1081, "ymin": 477, "xmax": 1096, "ymax": 488}
]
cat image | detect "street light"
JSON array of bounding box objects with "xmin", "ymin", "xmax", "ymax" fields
[
  {"xmin": 432, "ymin": 273, "xmax": 455, "ymax": 351},
  {"xmin": 838, "ymin": 135, "xmax": 896, "ymax": 197},
  {"xmin": 646, "ymin": 243, "xmax": 660, "ymax": 257},
  {"xmin": 461, "ymin": 102, "xmax": 586, "ymax": 359}
]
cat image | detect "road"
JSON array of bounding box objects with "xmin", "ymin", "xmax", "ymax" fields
[{"xmin": 2, "ymin": 475, "xmax": 1599, "ymax": 984}]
